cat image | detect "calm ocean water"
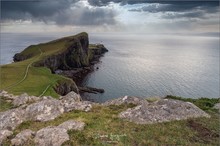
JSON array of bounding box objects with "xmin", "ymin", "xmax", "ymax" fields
[{"xmin": 1, "ymin": 33, "xmax": 219, "ymax": 102}]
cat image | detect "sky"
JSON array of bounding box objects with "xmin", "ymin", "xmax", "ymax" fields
[{"xmin": 0, "ymin": 0, "xmax": 219, "ymax": 34}]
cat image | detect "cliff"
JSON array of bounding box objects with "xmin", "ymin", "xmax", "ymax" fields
[
  {"xmin": 13, "ymin": 32, "xmax": 108, "ymax": 73},
  {"xmin": 1, "ymin": 32, "xmax": 108, "ymax": 97}
]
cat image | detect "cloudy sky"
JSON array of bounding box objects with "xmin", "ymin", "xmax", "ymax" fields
[{"xmin": 1, "ymin": 0, "xmax": 219, "ymax": 34}]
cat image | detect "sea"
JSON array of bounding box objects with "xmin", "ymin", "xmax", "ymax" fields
[{"xmin": 1, "ymin": 32, "xmax": 219, "ymax": 102}]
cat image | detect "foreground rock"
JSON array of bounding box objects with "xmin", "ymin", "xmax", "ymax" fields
[
  {"xmin": 0, "ymin": 108, "xmax": 25, "ymax": 130},
  {"xmin": 34, "ymin": 126, "xmax": 69, "ymax": 146},
  {"xmin": 25, "ymin": 99, "xmax": 64, "ymax": 122},
  {"xmin": 34, "ymin": 120, "xmax": 85, "ymax": 146},
  {"xmin": 103, "ymin": 96, "xmax": 147, "ymax": 106},
  {"xmin": 11, "ymin": 129, "xmax": 35, "ymax": 146},
  {"xmin": 60, "ymin": 91, "xmax": 81, "ymax": 102},
  {"xmin": 0, "ymin": 130, "xmax": 13, "ymax": 144},
  {"xmin": 119, "ymin": 99, "xmax": 210, "ymax": 124},
  {"xmin": 58, "ymin": 120, "xmax": 85, "ymax": 131},
  {"xmin": 12, "ymin": 93, "xmax": 40, "ymax": 106},
  {"xmin": 60, "ymin": 94, "xmax": 92, "ymax": 112},
  {"xmin": 0, "ymin": 91, "xmax": 91, "ymax": 131}
]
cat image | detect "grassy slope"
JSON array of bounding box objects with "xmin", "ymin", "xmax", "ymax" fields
[
  {"xmin": 0, "ymin": 33, "xmax": 88, "ymax": 97},
  {"xmin": 1, "ymin": 98, "xmax": 219, "ymax": 145}
]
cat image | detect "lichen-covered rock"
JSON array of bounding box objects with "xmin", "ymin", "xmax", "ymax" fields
[
  {"xmin": 34, "ymin": 126, "xmax": 69, "ymax": 146},
  {"xmin": 60, "ymin": 91, "xmax": 81, "ymax": 102},
  {"xmin": 13, "ymin": 93, "xmax": 40, "ymax": 106},
  {"xmin": 0, "ymin": 108, "xmax": 25, "ymax": 130},
  {"xmin": 0, "ymin": 90, "xmax": 16, "ymax": 100},
  {"xmin": 0, "ymin": 130, "xmax": 13, "ymax": 144},
  {"xmin": 25, "ymin": 99, "xmax": 64, "ymax": 122},
  {"xmin": 119, "ymin": 99, "xmax": 210, "ymax": 124},
  {"xmin": 60, "ymin": 99, "xmax": 92, "ymax": 112},
  {"xmin": 58, "ymin": 120, "xmax": 85, "ymax": 131},
  {"xmin": 103, "ymin": 96, "xmax": 147, "ymax": 106},
  {"xmin": 11, "ymin": 129, "xmax": 35, "ymax": 146}
]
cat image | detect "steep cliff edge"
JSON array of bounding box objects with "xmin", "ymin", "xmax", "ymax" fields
[
  {"xmin": 1, "ymin": 32, "xmax": 107, "ymax": 96},
  {"xmin": 13, "ymin": 32, "xmax": 107, "ymax": 72}
]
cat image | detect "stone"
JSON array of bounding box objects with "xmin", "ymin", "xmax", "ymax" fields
[
  {"xmin": 213, "ymin": 103, "xmax": 220, "ymax": 112},
  {"xmin": 58, "ymin": 120, "xmax": 85, "ymax": 131},
  {"xmin": 11, "ymin": 129, "xmax": 35, "ymax": 146},
  {"xmin": 0, "ymin": 90, "xmax": 16, "ymax": 100},
  {"xmin": 25, "ymin": 99, "xmax": 64, "ymax": 122},
  {"xmin": 119, "ymin": 99, "xmax": 210, "ymax": 124},
  {"xmin": 34, "ymin": 126, "xmax": 69, "ymax": 146},
  {"xmin": 60, "ymin": 91, "xmax": 81, "ymax": 102},
  {"xmin": 0, "ymin": 130, "xmax": 13, "ymax": 144},
  {"xmin": 61, "ymin": 101, "xmax": 92, "ymax": 112},
  {"xmin": 0, "ymin": 108, "xmax": 25, "ymax": 130},
  {"xmin": 12, "ymin": 93, "xmax": 40, "ymax": 106},
  {"xmin": 42, "ymin": 96, "xmax": 53, "ymax": 100},
  {"xmin": 103, "ymin": 96, "xmax": 147, "ymax": 106}
]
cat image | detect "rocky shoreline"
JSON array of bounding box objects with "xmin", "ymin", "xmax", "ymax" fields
[{"xmin": 0, "ymin": 90, "xmax": 218, "ymax": 145}]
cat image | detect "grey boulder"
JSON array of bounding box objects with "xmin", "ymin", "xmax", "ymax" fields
[
  {"xmin": 119, "ymin": 99, "xmax": 210, "ymax": 124},
  {"xmin": 11, "ymin": 129, "xmax": 35, "ymax": 146},
  {"xmin": 0, "ymin": 130, "xmax": 13, "ymax": 144},
  {"xmin": 0, "ymin": 108, "xmax": 25, "ymax": 130},
  {"xmin": 25, "ymin": 99, "xmax": 64, "ymax": 122},
  {"xmin": 58, "ymin": 120, "xmax": 85, "ymax": 131},
  {"xmin": 103, "ymin": 96, "xmax": 147, "ymax": 106},
  {"xmin": 34, "ymin": 126, "xmax": 69, "ymax": 146}
]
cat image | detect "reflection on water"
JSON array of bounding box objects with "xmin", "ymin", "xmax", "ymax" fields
[
  {"xmin": 1, "ymin": 33, "xmax": 219, "ymax": 102},
  {"xmin": 82, "ymin": 33, "xmax": 219, "ymax": 102}
]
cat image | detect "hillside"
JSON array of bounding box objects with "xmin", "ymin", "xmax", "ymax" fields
[{"xmin": 0, "ymin": 32, "xmax": 108, "ymax": 97}]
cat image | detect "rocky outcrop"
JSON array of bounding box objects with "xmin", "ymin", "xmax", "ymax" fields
[
  {"xmin": 119, "ymin": 98, "xmax": 210, "ymax": 124},
  {"xmin": 60, "ymin": 91, "xmax": 92, "ymax": 112},
  {"xmin": 0, "ymin": 91, "xmax": 91, "ymax": 132},
  {"xmin": 103, "ymin": 96, "xmax": 147, "ymax": 106},
  {"xmin": 1, "ymin": 119, "xmax": 85, "ymax": 145},
  {"xmin": 34, "ymin": 120, "xmax": 85, "ymax": 146},
  {"xmin": 0, "ymin": 130, "xmax": 13, "ymax": 144},
  {"xmin": 0, "ymin": 107, "xmax": 26, "ymax": 130},
  {"xmin": 34, "ymin": 126, "xmax": 69, "ymax": 146},
  {"xmin": 25, "ymin": 99, "xmax": 64, "ymax": 122},
  {"xmin": 11, "ymin": 129, "xmax": 35, "ymax": 146},
  {"xmin": 60, "ymin": 91, "xmax": 81, "ymax": 102},
  {"xmin": 12, "ymin": 93, "xmax": 40, "ymax": 106},
  {"xmin": 57, "ymin": 120, "xmax": 85, "ymax": 131}
]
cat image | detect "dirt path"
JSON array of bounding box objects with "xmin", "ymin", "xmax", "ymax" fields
[
  {"xmin": 4, "ymin": 48, "xmax": 43, "ymax": 90},
  {"xmin": 39, "ymin": 84, "xmax": 51, "ymax": 97}
]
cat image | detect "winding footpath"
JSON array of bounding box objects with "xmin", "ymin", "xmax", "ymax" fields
[{"xmin": 4, "ymin": 48, "xmax": 43, "ymax": 90}]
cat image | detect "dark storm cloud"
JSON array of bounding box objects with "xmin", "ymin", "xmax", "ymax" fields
[
  {"xmin": 1, "ymin": 0, "xmax": 77, "ymax": 19},
  {"xmin": 88, "ymin": 0, "xmax": 219, "ymax": 19},
  {"xmin": 127, "ymin": 1, "xmax": 219, "ymax": 13},
  {"xmin": 1, "ymin": 0, "xmax": 116, "ymax": 26}
]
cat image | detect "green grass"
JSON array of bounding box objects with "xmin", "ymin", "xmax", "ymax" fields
[
  {"xmin": 1, "ymin": 102, "xmax": 219, "ymax": 145},
  {"xmin": 0, "ymin": 97, "xmax": 14, "ymax": 112}
]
